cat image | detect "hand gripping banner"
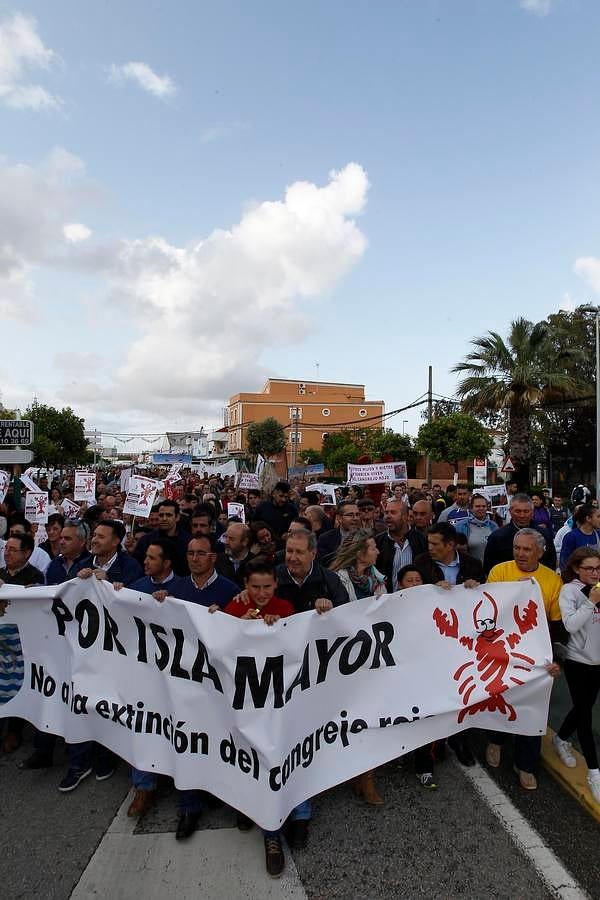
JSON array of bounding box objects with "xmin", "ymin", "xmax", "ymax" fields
[{"xmin": 0, "ymin": 579, "xmax": 552, "ymax": 830}]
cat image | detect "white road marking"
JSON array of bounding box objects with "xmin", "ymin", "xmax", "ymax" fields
[{"xmin": 459, "ymin": 762, "xmax": 589, "ymax": 900}]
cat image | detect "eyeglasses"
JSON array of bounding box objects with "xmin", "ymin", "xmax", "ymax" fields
[
  {"xmin": 187, "ymin": 550, "xmax": 213, "ymax": 557},
  {"xmin": 579, "ymin": 565, "xmax": 600, "ymax": 572}
]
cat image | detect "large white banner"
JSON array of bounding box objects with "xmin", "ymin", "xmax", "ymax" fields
[
  {"xmin": 347, "ymin": 461, "xmax": 407, "ymax": 484},
  {"xmin": 0, "ymin": 579, "xmax": 552, "ymax": 830}
]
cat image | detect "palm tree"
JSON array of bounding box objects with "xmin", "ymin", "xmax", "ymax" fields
[{"xmin": 452, "ymin": 318, "xmax": 585, "ymax": 486}]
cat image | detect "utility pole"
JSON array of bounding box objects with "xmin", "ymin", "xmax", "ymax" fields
[
  {"xmin": 291, "ymin": 407, "xmax": 300, "ymax": 468},
  {"xmin": 426, "ymin": 366, "xmax": 433, "ymax": 484}
]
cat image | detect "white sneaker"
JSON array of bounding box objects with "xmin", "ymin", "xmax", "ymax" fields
[
  {"xmin": 588, "ymin": 771, "xmax": 600, "ymax": 804},
  {"xmin": 553, "ymin": 734, "xmax": 577, "ymax": 768}
]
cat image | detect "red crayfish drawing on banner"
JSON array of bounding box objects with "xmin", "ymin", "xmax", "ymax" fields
[{"xmin": 433, "ymin": 591, "xmax": 538, "ymax": 723}]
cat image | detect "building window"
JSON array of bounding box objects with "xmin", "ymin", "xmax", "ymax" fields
[
  {"xmin": 358, "ymin": 409, "xmax": 367, "ymax": 417},
  {"xmin": 322, "ymin": 408, "xmax": 330, "ymax": 417},
  {"xmin": 289, "ymin": 432, "xmax": 302, "ymax": 444},
  {"xmin": 289, "ymin": 406, "xmax": 303, "ymax": 419}
]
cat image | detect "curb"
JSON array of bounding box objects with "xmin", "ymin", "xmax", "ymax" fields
[{"xmin": 541, "ymin": 728, "xmax": 600, "ymax": 825}]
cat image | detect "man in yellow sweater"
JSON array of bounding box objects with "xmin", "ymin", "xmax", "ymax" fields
[{"xmin": 485, "ymin": 528, "xmax": 562, "ymax": 790}]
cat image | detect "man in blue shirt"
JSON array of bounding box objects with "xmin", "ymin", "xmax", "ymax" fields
[
  {"xmin": 126, "ymin": 533, "xmax": 238, "ymax": 838},
  {"xmin": 174, "ymin": 534, "xmax": 239, "ymax": 609},
  {"xmin": 127, "ymin": 537, "xmax": 184, "ymax": 597},
  {"xmin": 46, "ymin": 520, "xmax": 92, "ymax": 585}
]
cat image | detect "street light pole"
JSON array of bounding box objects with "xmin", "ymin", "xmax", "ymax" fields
[
  {"xmin": 596, "ymin": 309, "xmax": 600, "ymax": 502},
  {"xmin": 580, "ymin": 304, "xmax": 600, "ymax": 501},
  {"xmin": 402, "ymin": 420, "xmax": 408, "ymax": 435}
]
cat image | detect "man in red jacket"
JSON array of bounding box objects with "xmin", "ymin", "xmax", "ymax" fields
[{"xmin": 224, "ymin": 557, "xmax": 295, "ymax": 878}]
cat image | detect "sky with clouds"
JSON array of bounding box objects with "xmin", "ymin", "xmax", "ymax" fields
[{"xmin": 1, "ymin": 0, "xmax": 600, "ymax": 448}]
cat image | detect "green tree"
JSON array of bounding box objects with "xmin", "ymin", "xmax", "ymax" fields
[
  {"xmin": 417, "ymin": 413, "xmax": 493, "ymax": 475},
  {"xmin": 321, "ymin": 431, "xmax": 360, "ymax": 475},
  {"xmin": 246, "ymin": 417, "xmax": 286, "ymax": 458},
  {"xmin": 363, "ymin": 429, "xmax": 419, "ymax": 467},
  {"xmin": 451, "ymin": 318, "xmax": 585, "ymax": 486},
  {"xmin": 24, "ymin": 402, "xmax": 89, "ymax": 465},
  {"xmin": 298, "ymin": 449, "xmax": 323, "ymax": 466}
]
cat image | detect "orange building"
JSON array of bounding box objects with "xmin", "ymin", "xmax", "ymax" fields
[{"xmin": 227, "ymin": 379, "xmax": 385, "ymax": 455}]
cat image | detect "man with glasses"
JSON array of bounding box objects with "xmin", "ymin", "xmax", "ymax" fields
[
  {"xmin": 174, "ymin": 534, "xmax": 239, "ymax": 609},
  {"xmin": 20, "ymin": 520, "xmax": 92, "ymax": 769},
  {"xmin": 140, "ymin": 534, "xmax": 239, "ymax": 840},
  {"xmin": 46, "ymin": 519, "xmax": 92, "ymax": 585},
  {"xmin": 357, "ymin": 497, "xmax": 386, "ymax": 534},
  {"xmin": 317, "ymin": 500, "xmax": 362, "ymax": 567},
  {"xmin": 0, "ymin": 517, "xmax": 51, "ymax": 576}
]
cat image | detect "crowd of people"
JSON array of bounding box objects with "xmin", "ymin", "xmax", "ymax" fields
[{"xmin": 0, "ymin": 468, "xmax": 599, "ymax": 878}]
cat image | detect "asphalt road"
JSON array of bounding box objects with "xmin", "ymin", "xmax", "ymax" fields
[{"xmin": 2, "ymin": 726, "xmax": 598, "ymax": 899}]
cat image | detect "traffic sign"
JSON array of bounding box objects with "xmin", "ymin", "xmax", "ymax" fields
[
  {"xmin": 0, "ymin": 449, "xmax": 34, "ymax": 464},
  {"xmin": 501, "ymin": 455, "xmax": 515, "ymax": 473},
  {"xmin": 0, "ymin": 419, "xmax": 34, "ymax": 446}
]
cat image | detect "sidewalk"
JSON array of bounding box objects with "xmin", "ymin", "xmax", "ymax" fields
[{"xmin": 541, "ymin": 728, "xmax": 600, "ymax": 825}]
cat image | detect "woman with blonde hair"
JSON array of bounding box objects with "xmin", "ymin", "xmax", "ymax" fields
[
  {"xmin": 331, "ymin": 529, "xmax": 386, "ymax": 805},
  {"xmin": 330, "ymin": 528, "xmax": 386, "ymax": 602}
]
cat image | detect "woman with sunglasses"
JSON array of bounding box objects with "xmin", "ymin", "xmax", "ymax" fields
[{"xmin": 554, "ymin": 547, "xmax": 600, "ymax": 804}]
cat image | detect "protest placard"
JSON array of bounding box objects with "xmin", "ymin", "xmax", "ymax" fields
[
  {"xmin": 347, "ymin": 462, "xmax": 407, "ymax": 484},
  {"xmin": 237, "ymin": 472, "xmax": 260, "ymax": 491},
  {"xmin": 19, "ymin": 473, "xmax": 39, "ymax": 493},
  {"xmin": 227, "ymin": 502, "xmax": 246, "ymax": 522},
  {"xmin": 0, "ymin": 578, "xmax": 552, "ymax": 831},
  {"xmin": 123, "ymin": 475, "xmax": 160, "ymax": 518},
  {"xmin": 120, "ymin": 468, "xmax": 132, "ymax": 494},
  {"xmin": 74, "ymin": 471, "xmax": 96, "ymax": 503},
  {"xmin": 24, "ymin": 491, "xmax": 49, "ymax": 524},
  {"xmin": 0, "ymin": 470, "xmax": 9, "ymax": 504},
  {"xmin": 60, "ymin": 498, "xmax": 81, "ymax": 518},
  {"xmin": 308, "ymin": 483, "xmax": 338, "ymax": 505},
  {"xmin": 480, "ymin": 484, "xmax": 508, "ymax": 509}
]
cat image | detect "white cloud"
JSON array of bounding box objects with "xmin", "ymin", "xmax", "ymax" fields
[
  {"xmin": 62, "ymin": 163, "xmax": 370, "ymax": 422},
  {"xmin": 200, "ymin": 121, "xmax": 245, "ymax": 144},
  {"xmin": 0, "ymin": 152, "xmax": 369, "ymax": 426},
  {"xmin": 0, "ymin": 13, "xmax": 62, "ymax": 110},
  {"xmin": 0, "ymin": 147, "xmax": 87, "ymax": 316},
  {"xmin": 575, "ymin": 256, "xmax": 600, "ymax": 294},
  {"xmin": 63, "ymin": 223, "xmax": 92, "ymax": 243},
  {"xmin": 519, "ymin": 0, "xmax": 552, "ymax": 15},
  {"xmin": 109, "ymin": 61, "xmax": 177, "ymax": 99}
]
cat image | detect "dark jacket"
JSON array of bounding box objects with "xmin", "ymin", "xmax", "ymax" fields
[
  {"xmin": 46, "ymin": 551, "xmax": 93, "ymax": 585},
  {"xmin": 274, "ymin": 562, "xmax": 349, "ymax": 613},
  {"xmin": 375, "ymin": 529, "xmax": 427, "ymax": 589},
  {"xmin": 483, "ymin": 521, "xmax": 557, "ymax": 575},
  {"xmin": 254, "ymin": 499, "xmax": 298, "ymax": 538},
  {"xmin": 134, "ymin": 527, "xmax": 192, "ymax": 576},
  {"xmin": 316, "ymin": 528, "xmax": 345, "ymax": 567},
  {"xmin": 414, "ymin": 551, "xmax": 485, "ymax": 586},
  {"xmin": 215, "ymin": 552, "xmax": 253, "ymax": 588},
  {"xmin": 92, "ymin": 551, "xmax": 143, "ymax": 586},
  {"xmin": 0, "ymin": 563, "xmax": 44, "ymax": 587}
]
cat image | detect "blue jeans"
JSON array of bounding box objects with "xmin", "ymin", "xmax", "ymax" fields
[
  {"xmin": 131, "ymin": 767, "xmax": 156, "ymax": 791},
  {"xmin": 69, "ymin": 741, "xmax": 115, "ymax": 774},
  {"xmin": 489, "ymin": 731, "xmax": 541, "ymax": 774},
  {"xmin": 263, "ymin": 799, "xmax": 312, "ymax": 839}
]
